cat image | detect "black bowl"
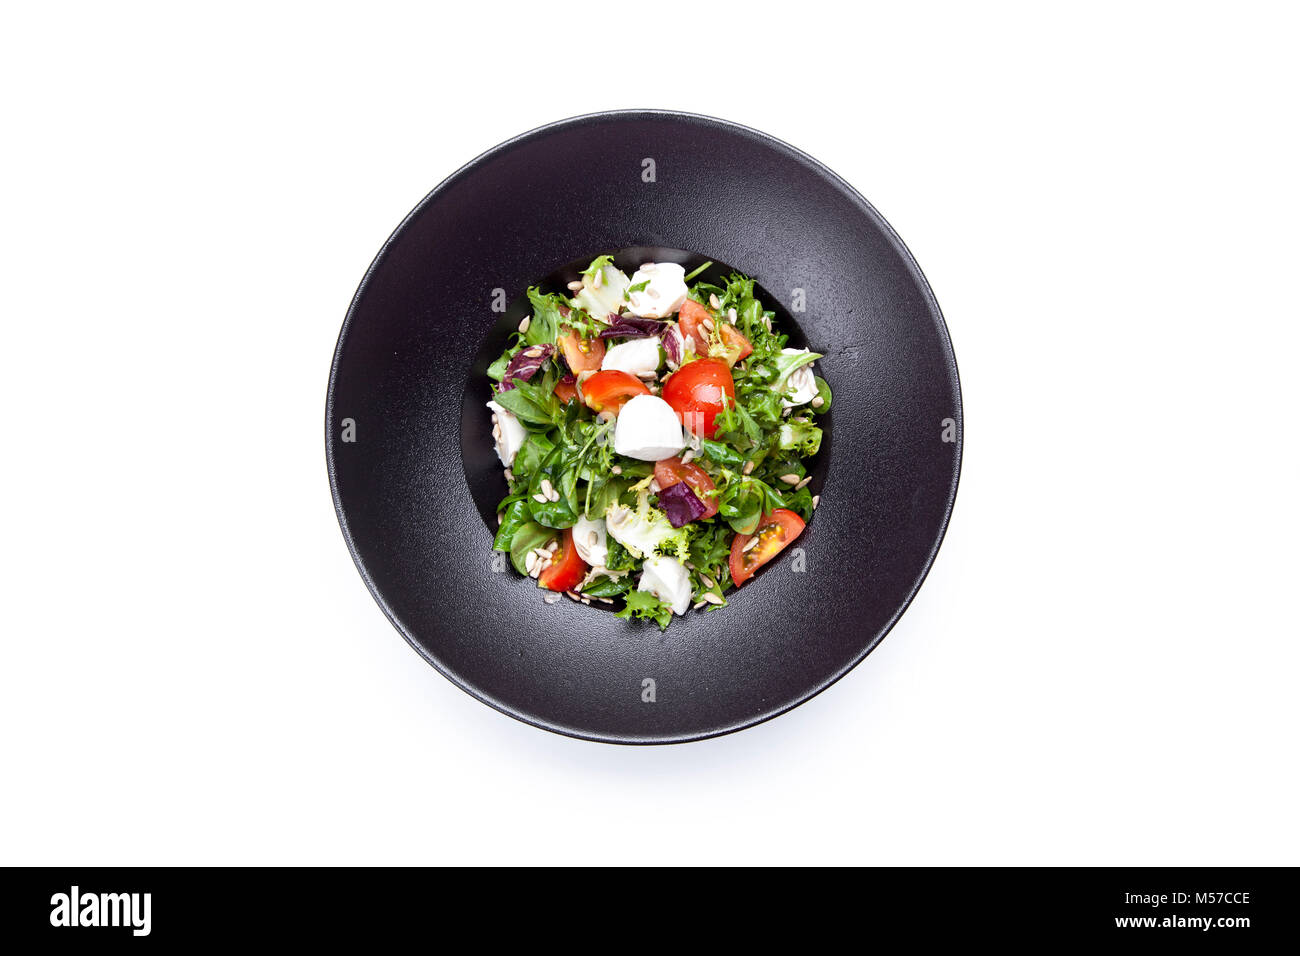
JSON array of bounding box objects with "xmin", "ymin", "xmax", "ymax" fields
[{"xmin": 326, "ymin": 110, "xmax": 962, "ymax": 744}]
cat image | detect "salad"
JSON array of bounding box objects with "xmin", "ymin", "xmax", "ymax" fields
[{"xmin": 486, "ymin": 255, "xmax": 831, "ymax": 629}]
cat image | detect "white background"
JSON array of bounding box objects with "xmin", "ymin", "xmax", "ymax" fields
[{"xmin": 3, "ymin": 2, "xmax": 1296, "ymax": 866}]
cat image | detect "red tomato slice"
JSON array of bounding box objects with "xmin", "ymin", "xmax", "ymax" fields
[
  {"xmin": 581, "ymin": 370, "xmax": 650, "ymax": 414},
  {"xmin": 554, "ymin": 374, "xmax": 578, "ymax": 404},
  {"xmin": 653, "ymin": 457, "xmax": 720, "ymax": 519},
  {"xmin": 558, "ymin": 328, "xmax": 605, "ymax": 373},
  {"xmin": 729, "ymin": 509, "xmax": 806, "ymax": 586},
  {"xmin": 660, "ymin": 358, "xmax": 736, "ymax": 438},
  {"xmin": 677, "ymin": 300, "xmax": 712, "ymax": 354},
  {"xmin": 538, "ymin": 527, "xmax": 587, "ymax": 592}
]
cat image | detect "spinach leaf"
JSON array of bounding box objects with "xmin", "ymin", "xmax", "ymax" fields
[
  {"xmin": 508, "ymin": 521, "xmax": 554, "ymax": 575},
  {"xmin": 699, "ymin": 439, "xmax": 744, "ymax": 470},
  {"xmin": 493, "ymin": 378, "xmax": 557, "ymax": 425},
  {"xmin": 811, "ymin": 375, "xmax": 832, "ymax": 414},
  {"xmin": 582, "ymin": 575, "xmax": 632, "ymax": 598},
  {"xmin": 585, "ymin": 475, "xmax": 627, "ymax": 520},
  {"xmin": 526, "ymin": 447, "xmax": 578, "ymax": 529},
  {"xmin": 512, "ymin": 431, "xmax": 554, "ymax": 479},
  {"xmin": 493, "ymin": 500, "xmax": 530, "ymax": 552}
]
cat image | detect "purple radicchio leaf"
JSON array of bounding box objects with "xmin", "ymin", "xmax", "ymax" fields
[
  {"xmin": 658, "ymin": 479, "xmax": 709, "ymax": 528},
  {"xmin": 498, "ymin": 343, "xmax": 554, "ymax": 391},
  {"xmin": 662, "ymin": 324, "xmax": 683, "ymax": 366},
  {"xmin": 599, "ymin": 316, "xmax": 667, "ymax": 340}
]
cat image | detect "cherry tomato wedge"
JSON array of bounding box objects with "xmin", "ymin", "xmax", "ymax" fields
[
  {"xmin": 558, "ymin": 327, "xmax": 605, "ymax": 373},
  {"xmin": 661, "ymin": 357, "xmax": 735, "ymax": 438},
  {"xmin": 581, "ymin": 370, "xmax": 650, "ymax": 414},
  {"xmin": 729, "ymin": 509, "xmax": 806, "ymax": 586},
  {"xmin": 538, "ymin": 527, "xmax": 587, "ymax": 592},
  {"xmin": 717, "ymin": 323, "xmax": 753, "ymax": 365},
  {"xmin": 554, "ymin": 374, "xmax": 578, "ymax": 404},
  {"xmin": 677, "ymin": 300, "xmax": 712, "ymax": 354},
  {"xmin": 653, "ymin": 457, "xmax": 720, "ymax": 520}
]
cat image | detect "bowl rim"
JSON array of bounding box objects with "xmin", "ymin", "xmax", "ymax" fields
[{"xmin": 325, "ymin": 109, "xmax": 963, "ymax": 745}]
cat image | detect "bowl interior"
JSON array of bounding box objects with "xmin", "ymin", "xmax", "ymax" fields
[{"xmin": 459, "ymin": 247, "xmax": 826, "ymax": 535}]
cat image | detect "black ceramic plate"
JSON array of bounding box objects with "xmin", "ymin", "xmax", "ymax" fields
[{"xmin": 326, "ymin": 110, "xmax": 961, "ymax": 744}]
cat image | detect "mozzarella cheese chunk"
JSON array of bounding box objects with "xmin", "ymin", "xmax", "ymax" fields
[
  {"xmin": 637, "ymin": 555, "xmax": 692, "ymax": 616},
  {"xmin": 601, "ymin": 336, "xmax": 662, "ymax": 376},
  {"xmin": 572, "ymin": 515, "xmax": 608, "ymax": 568},
  {"xmin": 486, "ymin": 400, "xmax": 526, "ymax": 468},
  {"xmin": 573, "ymin": 263, "xmax": 630, "ymax": 319},
  {"xmin": 625, "ymin": 262, "xmax": 689, "ymax": 319},
  {"xmin": 613, "ymin": 394, "xmax": 685, "ymax": 461},
  {"xmin": 779, "ymin": 348, "xmax": 820, "ymax": 408}
]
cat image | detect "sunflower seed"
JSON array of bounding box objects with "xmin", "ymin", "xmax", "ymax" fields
[
  {"xmin": 518, "ymin": 315, "xmax": 531, "ymax": 334},
  {"xmin": 543, "ymin": 591, "xmax": 562, "ymax": 603},
  {"xmin": 742, "ymin": 535, "xmax": 760, "ymax": 552},
  {"xmin": 545, "ymin": 541, "xmax": 558, "ymax": 553},
  {"xmin": 763, "ymin": 316, "xmax": 772, "ymax": 332},
  {"xmin": 611, "ymin": 465, "xmax": 622, "ymax": 475},
  {"xmin": 540, "ymin": 477, "xmax": 554, "ymax": 498},
  {"xmin": 812, "ymin": 495, "xmax": 821, "ymax": 509},
  {"xmin": 779, "ymin": 473, "xmax": 801, "ymax": 485},
  {"xmin": 548, "ymin": 488, "xmax": 559, "ymax": 502},
  {"xmin": 597, "ymin": 597, "xmax": 614, "ymax": 604},
  {"xmin": 497, "ymin": 512, "xmax": 504, "ymax": 525},
  {"xmin": 566, "ymin": 591, "xmax": 582, "ymax": 602},
  {"xmin": 709, "ymin": 293, "xmax": 722, "ymax": 310},
  {"xmin": 693, "ymin": 601, "xmax": 707, "ymax": 610},
  {"xmin": 532, "ymin": 493, "xmax": 548, "ymax": 504},
  {"xmin": 811, "ymin": 396, "xmax": 824, "ymax": 408},
  {"xmin": 727, "ymin": 307, "xmax": 737, "ymax": 324},
  {"xmin": 742, "ymin": 460, "xmax": 755, "ymax": 475},
  {"xmin": 684, "ymin": 562, "xmax": 695, "ymax": 570},
  {"xmin": 524, "ymin": 346, "xmax": 543, "ymax": 358},
  {"xmin": 525, "ymin": 552, "xmax": 538, "ymax": 573},
  {"xmin": 782, "ymin": 407, "xmax": 793, "ymax": 417},
  {"xmin": 796, "ymin": 477, "xmax": 812, "ymax": 490},
  {"xmin": 702, "ymin": 317, "xmax": 714, "ymax": 332},
  {"xmin": 699, "ymin": 573, "xmax": 716, "ymax": 589},
  {"xmin": 702, "ymin": 592, "xmax": 724, "ymax": 606},
  {"xmin": 592, "ymin": 268, "xmax": 603, "ymax": 289},
  {"xmin": 567, "ymin": 280, "xmax": 584, "ymax": 291},
  {"xmin": 636, "ymin": 370, "xmax": 657, "ymax": 379}
]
